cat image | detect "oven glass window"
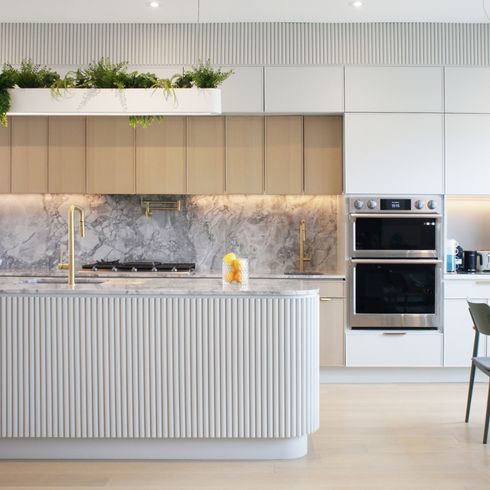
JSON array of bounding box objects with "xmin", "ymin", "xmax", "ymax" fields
[
  {"xmin": 355, "ymin": 218, "xmax": 436, "ymax": 251},
  {"xmin": 355, "ymin": 263, "xmax": 435, "ymax": 314}
]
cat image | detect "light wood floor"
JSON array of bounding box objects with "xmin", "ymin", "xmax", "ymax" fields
[{"xmin": 1, "ymin": 384, "xmax": 490, "ymax": 490}]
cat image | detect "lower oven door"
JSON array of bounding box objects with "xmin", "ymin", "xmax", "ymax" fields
[{"xmin": 349, "ymin": 259, "xmax": 442, "ymax": 329}]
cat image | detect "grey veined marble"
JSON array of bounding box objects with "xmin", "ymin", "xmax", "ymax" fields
[{"xmin": 0, "ymin": 194, "xmax": 339, "ymax": 274}]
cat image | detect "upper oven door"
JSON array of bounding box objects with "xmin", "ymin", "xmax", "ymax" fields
[{"xmin": 349, "ymin": 214, "xmax": 441, "ymax": 259}]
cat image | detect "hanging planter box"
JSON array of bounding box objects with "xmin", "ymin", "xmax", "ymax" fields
[{"xmin": 7, "ymin": 88, "xmax": 222, "ymax": 116}]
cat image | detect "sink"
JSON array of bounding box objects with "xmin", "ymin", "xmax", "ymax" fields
[{"xmin": 22, "ymin": 277, "xmax": 106, "ymax": 285}]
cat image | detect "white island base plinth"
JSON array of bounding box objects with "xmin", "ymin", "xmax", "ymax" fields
[
  {"xmin": 0, "ymin": 279, "xmax": 319, "ymax": 460},
  {"xmin": 0, "ymin": 436, "xmax": 307, "ymax": 460}
]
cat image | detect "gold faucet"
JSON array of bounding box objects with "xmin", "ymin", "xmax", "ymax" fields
[
  {"xmin": 58, "ymin": 204, "xmax": 85, "ymax": 288},
  {"xmin": 299, "ymin": 219, "xmax": 311, "ymax": 272}
]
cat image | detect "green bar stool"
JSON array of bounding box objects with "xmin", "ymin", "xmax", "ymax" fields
[{"xmin": 465, "ymin": 301, "xmax": 490, "ymax": 444}]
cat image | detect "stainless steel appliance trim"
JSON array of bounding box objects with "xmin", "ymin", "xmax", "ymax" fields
[
  {"xmin": 349, "ymin": 213, "xmax": 442, "ymax": 219},
  {"xmin": 382, "ymin": 332, "xmax": 408, "ymax": 335},
  {"xmin": 348, "ymin": 260, "xmax": 442, "ymax": 329},
  {"xmin": 352, "ymin": 250, "xmax": 438, "ymax": 259},
  {"xmin": 351, "ymin": 259, "xmax": 442, "ymax": 264},
  {"xmin": 347, "ymin": 196, "xmax": 443, "ymax": 215},
  {"xmin": 348, "ymin": 212, "xmax": 442, "ymax": 260}
]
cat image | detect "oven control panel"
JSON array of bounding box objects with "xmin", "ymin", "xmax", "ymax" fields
[{"xmin": 349, "ymin": 196, "xmax": 442, "ymax": 214}]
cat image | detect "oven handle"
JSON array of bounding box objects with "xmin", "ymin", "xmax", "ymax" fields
[
  {"xmin": 349, "ymin": 213, "xmax": 442, "ymax": 219},
  {"xmin": 350, "ymin": 259, "xmax": 442, "ymax": 264}
]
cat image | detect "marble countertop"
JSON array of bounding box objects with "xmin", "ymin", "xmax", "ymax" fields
[
  {"xmin": 0, "ymin": 269, "xmax": 345, "ymax": 281},
  {"xmin": 0, "ymin": 276, "xmax": 321, "ymax": 297}
]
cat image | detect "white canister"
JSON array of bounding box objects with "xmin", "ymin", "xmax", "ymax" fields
[{"xmin": 446, "ymin": 239, "xmax": 459, "ymax": 272}]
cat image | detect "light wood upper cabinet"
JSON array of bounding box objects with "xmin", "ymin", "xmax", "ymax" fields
[
  {"xmin": 445, "ymin": 68, "xmax": 490, "ymax": 113},
  {"xmin": 265, "ymin": 116, "xmax": 303, "ymax": 194},
  {"xmin": 187, "ymin": 117, "xmax": 225, "ymax": 194},
  {"xmin": 136, "ymin": 117, "xmax": 186, "ymax": 194},
  {"xmin": 345, "ymin": 67, "xmax": 444, "ymax": 113},
  {"xmin": 265, "ymin": 67, "xmax": 344, "ymax": 113},
  {"xmin": 48, "ymin": 117, "xmax": 86, "ymax": 194},
  {"xmin": 220, "ymin": 67, "xmax": 264, "ymax": 113},
  {"xmin": 2, "ymin": 115, "xmax": 345, "ymax": 195},
  {"xmin": 86, "ymin": 117, "xmax": 135, "ymax": 194},
  {"xmin": 0, "ymin": 121, "xmax": 10, "ymax": 193},
  {"xmin": 304, "ymin": 116, "xmax": 342, "ymax": 195},
  {"xmin": 344, "ymin": 113, "xmax": 444, "ymax": 194},
  {"xmin": 225, "ymin": 116, "xmax": 264, "ymax": 194},
  {"xmin": 11, "ymin": 116, "xmax": 48, "ymax": 193}
]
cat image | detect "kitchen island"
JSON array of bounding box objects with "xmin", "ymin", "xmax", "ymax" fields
[{"xmin": 0, "ymin": 278, "xmax": 319, "ymax": 459}]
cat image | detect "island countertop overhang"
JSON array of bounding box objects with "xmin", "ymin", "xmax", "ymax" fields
[{"xmin": 0, "ymin": 277, "xmax": 320, "ymax": 297}]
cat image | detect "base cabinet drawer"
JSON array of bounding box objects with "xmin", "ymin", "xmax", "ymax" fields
[
  {"xmin": 444, "ymin": 279, "xmax": 490, "ymax": 299},
  {"xmin": 346, "ymin": 332, "xmax": 443, "ymax": 367}
]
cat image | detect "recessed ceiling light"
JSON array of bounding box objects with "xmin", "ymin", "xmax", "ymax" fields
[
  {"xmin": 350, "ymin": 0, "xmax": 364, "ymax": 7},
  {"xmin": 148, "ymin": 1, "xmax": 160, "ymax": 8}
]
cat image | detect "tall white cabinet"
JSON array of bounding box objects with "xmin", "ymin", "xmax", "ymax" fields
[
  {"xmin": 445, "ymin": 68, "xmax": 490, "ymax": 113},
  {"xmin": 344, "ymin": 113, "xmax": 444, "ymax": 194},
  {"xmin": 345, "ymin": 67, "xmax": 444, "ymax": 113},
  {"xmin": 445, "ymin": 68, "xmax": 490, "ymax": 195},
  {"xmin": 445, "ymin": 115, "xmax": 490, "ymax": 195},
  {"xmin": 343, "ymin": 67, "xmax": 444, "ymax": 195}
]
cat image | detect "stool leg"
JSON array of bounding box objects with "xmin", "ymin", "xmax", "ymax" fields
[
  {"xmin": 484, "ymin": 381, "xmax": 490, "ymax": 444},
  {"xmin": 466, "ymin": 363, "xmax": 476, "ymax": 423}
]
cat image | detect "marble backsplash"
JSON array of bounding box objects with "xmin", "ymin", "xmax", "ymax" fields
[{"xmin": 0, "ymin": 194, "xmax": 339, "ymax": 274}]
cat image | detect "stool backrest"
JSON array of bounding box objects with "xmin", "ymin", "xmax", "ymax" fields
[{"xmin": 468, "ymin": 301, "xmax": 490, "ymax": 336}]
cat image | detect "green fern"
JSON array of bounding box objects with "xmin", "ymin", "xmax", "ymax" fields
[
  {"xmin": 172, "ymin": 72, "xmax": 194, "ymax": 88},
  {"xmin": 0, "ymin": 57, "xmax": 234, "ymax": 128},
  {"xmin": 13, "ymin": 59, "xmax": 60, "ymax": 88},
  {"xmin": 189, "ymin": 60, "xmax": 233, "ymax": 88},
  {"xmin": 74, "ymin": 58, "xmax": 128, "ymax": 88}
]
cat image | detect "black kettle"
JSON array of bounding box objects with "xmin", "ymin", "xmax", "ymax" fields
[{"xmin": 463, "ymin": 251, "xmax": 482, "ymax": 273}]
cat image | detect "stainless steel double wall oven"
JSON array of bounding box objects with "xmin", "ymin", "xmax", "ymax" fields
[{"xmin": 348, "ymin": 196, "xmax": 443, "ymax": 329}]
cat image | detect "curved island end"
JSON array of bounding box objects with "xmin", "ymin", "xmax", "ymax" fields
[{"xmin": 0, "ymin": 278, "xmax": 319, "ymax": 460}]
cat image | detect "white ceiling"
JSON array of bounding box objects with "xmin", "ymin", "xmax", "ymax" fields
[{"xmin": 0, "ymin": 0, "xmax": 489, "ymax": 23}]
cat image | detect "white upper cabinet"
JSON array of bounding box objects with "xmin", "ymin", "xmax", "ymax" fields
[
  {"xmin": 445, "ymin": 68, "xmax": 490, "ymax": 113},
  {"xmin": 220, "ymin": 67, "xmax": 264, "ymax": 113},
  {"xmin": 445, "ymin": 114, "xmax": 490, "ymax": 195},
  {"xmin": 344, "ymin": 113, "xmax": 444, "ymax": 194},
  {"xmin": 345, "ymin": 67, "xmax": 444, "ymax": 113},
  {"xmin": 265, "ymin": 67, "xmax": 344, "ymax": 113}
]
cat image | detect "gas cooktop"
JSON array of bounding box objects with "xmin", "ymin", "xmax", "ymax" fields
[{"xmin": 82, "ymin": 260, "xmax": 195, "ymax": 273}]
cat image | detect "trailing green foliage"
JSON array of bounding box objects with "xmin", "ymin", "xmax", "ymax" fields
[
  {"xmin": 0, "ymin": 89, "xmax": 9, "ymax": 126},
  {"xmin": 0, "ymin": 66, "xmax": 16, "ymax": 126},
  {"xmin": 0, "ymin": 57, "xmax": 233, "ymax": 127},
  {"xmin": 128, "ymin": 115, "xmax": 165, "ymax": 128}
]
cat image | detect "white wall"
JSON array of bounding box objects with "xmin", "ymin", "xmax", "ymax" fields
[{"xmin": 446, "ymin": 198, "xmax": 490, "ymax": 250}]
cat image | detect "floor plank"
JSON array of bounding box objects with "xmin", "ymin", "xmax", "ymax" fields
[{"xmin": 0, "ymin": 384, "xmax": 489, "ymax": 489}]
